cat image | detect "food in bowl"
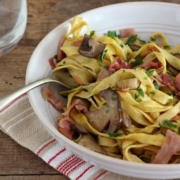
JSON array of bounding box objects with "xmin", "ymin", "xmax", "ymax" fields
[{"xmin": 42, "ymin": 16, "xmax": 180, "ymax": 164}]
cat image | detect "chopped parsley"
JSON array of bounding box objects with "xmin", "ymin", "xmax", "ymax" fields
[
  {"xmin": 137, "ymin": 88, "xmax": 144, "ymax": 97},
  {"xmin": 128, "ymin": 75, "xmax": 134, "ymax": 79},
  {"xmin": 96, "ymin": 60, "xmax": 102, "ymax": 66},
  {"xmin": 63, "ymin": 61, "xmax": 66, "ymax": 64},
  {"xmin": 145, "ymin": 69, "xmax": 155, "ymax": 77},
  {"xmin": 134, "ymin": 94, "xmax": 139, "ymax": 100},
  {"xmin": 139, "ymin": 39, "xmax": 146, "ymax": 44},
  {"xmin": 125, "ymin": 35, "xmax": 137, "ymax": 46},
  {"xmin": 168, "ymin": 99, "xmax": 173, "ymax": 103},
  {"xmin": 103, "ymin": 66, "xmax": 109, "ymax": 70},
  {"xmin": 150, "ymin": 36, "xmax": 156, "ymax": 41},
  {"xmin": 54, "ymin": 55, "xmax": 58, "ymax": 59},
  {"xmin": 106, "ymin": 31, "xmax": 120, "ymax": 39},
  {"xmin": 120, "ymin": 44, "xmax": 124, "ymax": 48},
  {"xmin": 167, "ymin": 92, "xmax": 173, "ymax": 96},
  {"xmin": 102, "ymin": 102, "xmax": 107, "ymax": 106},
  {"xmin": 159, "ymin": 120, "xmax": 180, "ymax": 134},
  {"xmin": 153, "ymin": 81, "xmax": 160, "ymax": 90},
  {"xmin": 100, "ymin": 49, "xmax": 108, "ymax": 61},
  {"xmin": 111, "ymin": 97, "xmax": 117, "ymax": 101},
  {"xmin": 166, "ymin": 71, "xmax": 173, "ymax": 77},
  {"xmin": 164, "ymin": 45, "xmax": 171, "ymax": 49},
  {"xmin": 90, "ymin": 30, "xmax": 95, "ymax": 36},
  {"xmin": 126, "ymin": 53, "xmax": 131, "ymax": 62},
  {"xmin": 150, "ymin": 91, "xmax": 155, "ymax": 97},
  {"xmin": 108, "ymin": 132, "xmax": 122, "ymax": 138},
  {"xmin": 106, "ymin": 109, "xmax": 110, "ymax": 113},
  {"xmin": 132, "ymin": 55, "xmax": 143, "ymax": 67}
]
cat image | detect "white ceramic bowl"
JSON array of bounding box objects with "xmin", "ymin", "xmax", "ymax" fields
[{"xmin": 26, "ymin": 2, "xmax": 180, "ymax": 179}]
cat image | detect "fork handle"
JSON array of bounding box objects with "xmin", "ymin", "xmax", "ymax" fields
[{"xmin": 0, "ymin": 77, "xmax": 56, "ymax": 110}]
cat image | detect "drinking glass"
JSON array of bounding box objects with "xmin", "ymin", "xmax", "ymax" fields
[{"xmin": 0, "ymin": 0, "xmax": 27, "ymax": 56}]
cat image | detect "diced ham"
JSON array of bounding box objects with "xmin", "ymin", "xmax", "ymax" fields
[
  {"xmin": 49, "ymin": 57, "xmax": 56, "ymax": 69},
  {"xmin": 41, "ymin": 87, "xmax": 65, "ymax": 111},
  {"xmin": 174, "ymin": 73, "xmax": 180, "ymax": 91},
  {"xmin": 171, "ymin": 113, "xmax": 180, "ymax": 121},
  {"xmin": 159, "ymin": 74, "xmax": 174, "ymax": 86},
  {"xmin": 142, "ymin": 59, "xmax": 162, "ymax": 71},
  {"xmin": 58, "ymin": 117, "xmax": 74, "ymax": 139},
  {"xmin": 57, "ymin": 98, "xmax": 90, "ymax": 139},
  {"xmin": 72, "ymin": 75, "xmax": 86, "ymax": 84},
  {"xmin": 153, "ymin": 130, "xmax": 180, "ymax": 164},
  {"xmin": 57, "ymin": 36, "xmax": 66, "ymax": 61},
  {"xmin": 120, "ymin": 28, "xmax": 136, "ymax": 38},
  {"xmin": 109, "ymin": 57, "xmax": 132, "ymax": 74}
]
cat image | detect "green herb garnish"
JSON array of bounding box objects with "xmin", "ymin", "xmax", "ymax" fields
[
  {"xmin": 106, "ymin": 109, "xmax": 110, "ymax": 113},
  {"xmin": 139, "ymin": 39, "xmax": 146, "ymax": 44},
  {"xmin": 153, "ymin": 81, "xmax": 160, "ymax": 90},
  {"xmin": 137, "ymin": 88, "xmax": 144, "ymax": 97},
  {"xmin": 164, "ymin": 45, "xmax": 171, "ymax": 49},
  {"xmin": 145, "ymin": 69, "xmax": 155, "ymax": 77},
  {"xmin": 107, "ymin": 31, "xmax": 119, "ymax": 39},
  {"xmin": 150, "ymin": 91, "xmax": 155, "ymax": 97},
  {"xmin": 63, "ymin": 61, "xmax": 66, "ymax": 64},
  {"xmin": 134, "ymin": 94, "xmax": 139, "ymax": 100},
  {"xmin": 159, "ymin": 120, "xmax": 180, "ymax": 134},
  {"xmin": 120, "ymin": 44, "xmax": 124, "ymax": 48},
  {"xmin": 126, "ymin": 35, "xmax": 137, "ymax": 46},
  {"xmin": 90, "ymin": 30, "xmax": 95, "ymax": 36},
  {"xmin": 150, "ymin": 36, "xmax": 156, "ymax": 41},
  {"xmin": 168, "ymin": 99, "xmax": 173, "ymax": 103},
  {"xmin": 132, "ymin": 55, "xmax": 143, "ymax": 67},
  {"xmin": 108, "ymin": 132, "xmax": 122, "ymax": 138},
  {"xmin": 54, "ymin": 55, "xmax": 58, "ymax": 59},
  {"xmin": 103, "ymin": 66, "xmax": 109, "ymax": 70},
  {"xmin": 100, "ymin": 49, "xmax": 108, "ymax": 61},
  {"xmin": 111, "ymin": 97, "xmax": 117, "ymax": 101}
]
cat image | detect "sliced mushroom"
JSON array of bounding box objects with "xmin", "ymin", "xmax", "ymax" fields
[
  {"xmin": 99, "ymin": 89, "xmax": 122, "ymax": 133},
  {"xmin": 78, "ymin": 133, "xmax": 107, "ymax": 155},
  {"xmin": 72, "ymin": 123, "xmax": 88, "ymax": 134},
  {"xmin": 78, "ymin": 34, "xmax": 106, "ymax": 58},
  {"xmin": 121, "ymin": 110, "xmax": 132, "ymax": 128},
  {"xmin": 85, "ymin": 107, "xmax": 111, "ymax": 132},
  {"xmin": 117, "ymin": 78, "xmax": 140, "ymax": 90}
]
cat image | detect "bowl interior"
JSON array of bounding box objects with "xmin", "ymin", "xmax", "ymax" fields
[{"xmin": 26, "ymin": 2, "xmax": 180, "ymax": 179}]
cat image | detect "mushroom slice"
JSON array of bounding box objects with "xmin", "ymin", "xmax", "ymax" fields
[
  {"xmin": 117, "ymin": 78, "xmax": 140, "ymax": 90},
  {"xmin": 99, "ymin": 89, "xmax": 122, "ymax": 133},
  {"xmin": 78, "ymin": 34, "xmax": 106, "ymax": 58},
  {"xmin": 78, "ymin": 133, "xmax": 107, "ymax": 155},
  {"xmin": 85, "ymin": 107, "xmax": 111, "ymax": 132}
]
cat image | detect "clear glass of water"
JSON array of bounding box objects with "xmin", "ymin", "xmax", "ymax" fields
[{"xmin": 0, "ymin": 0, "xmax": 27, "ymax": 56}]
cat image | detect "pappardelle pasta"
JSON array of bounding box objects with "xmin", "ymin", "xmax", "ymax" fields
[{"xmin": 42, "ymin": 17, "xmax": 180, "ymax": 164}]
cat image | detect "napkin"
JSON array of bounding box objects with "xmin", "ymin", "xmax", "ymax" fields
[{"xmin": 0, "ymin": 93, "xmax": 154, "ymax": 180}]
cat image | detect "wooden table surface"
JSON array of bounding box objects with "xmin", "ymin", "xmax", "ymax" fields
[{"xmin": 0, "ymin": 0, "xmax": 179, "ymax": 179}]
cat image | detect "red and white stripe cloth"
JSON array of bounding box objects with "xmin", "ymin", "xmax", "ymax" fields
[{"xmin": 0, "ymin": 93, "xmax": 143, "ymax": 180}]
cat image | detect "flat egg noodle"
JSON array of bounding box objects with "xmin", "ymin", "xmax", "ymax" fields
[
  {"xmin": 156, "ymin": 101, "xmax": 180, "ymax": 124},
  {"xmin": 132, "ymin": 42, "xmax": 180, "ymax": 70},
  {"xmin": 66, "ymin": 16, "xmax": 90, "ymax": 41},
  {"xmin": 149, "ymin": 32, "xmax": 171, "ymax": 47}
]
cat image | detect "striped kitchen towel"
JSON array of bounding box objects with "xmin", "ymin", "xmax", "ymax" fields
[{"xmin": 0, "ymin": 93, "xmax": 149, "ymax": 180}]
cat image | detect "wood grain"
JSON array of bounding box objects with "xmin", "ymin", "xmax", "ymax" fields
[{"xmin": 0, "ymin": 0, "xmax": 180, "ymax": 179}]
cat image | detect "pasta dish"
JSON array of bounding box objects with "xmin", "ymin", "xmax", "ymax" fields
[{"xmin": 42, "ymin": 17, "xmax": 180, "ymax": 164}]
